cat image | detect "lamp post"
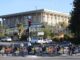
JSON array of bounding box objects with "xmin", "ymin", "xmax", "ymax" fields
[{"xmin": 27, "ymin": 16, "xmax": 32, "ymax": 42}]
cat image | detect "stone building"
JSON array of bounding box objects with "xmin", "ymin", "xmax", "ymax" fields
[{"xmin": 0, "ymin": 9, "xmax": 70, "ymax": 33}]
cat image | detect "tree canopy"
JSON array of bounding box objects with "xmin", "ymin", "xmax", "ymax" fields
[{"xmin": 69, "ymin": 0, "xmax": 80, "ymax": 38}]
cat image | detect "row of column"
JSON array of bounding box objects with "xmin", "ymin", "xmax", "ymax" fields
[
  {"xmin": 2, "ymin": 12, "xmax": 69, "ymax": 28},
  {"xmin": 42, "ymin": 12, "xmax": 69, "ymax": 26}
]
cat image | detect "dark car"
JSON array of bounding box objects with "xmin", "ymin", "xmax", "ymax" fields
[{"xmin": 59, "ymin": 41, "xmax": 72, "ymax": 47}]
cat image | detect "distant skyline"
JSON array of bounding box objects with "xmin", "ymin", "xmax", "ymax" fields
[{"xmin": 0, "ymin": 0, "xmax": 73, "ymax": 16}]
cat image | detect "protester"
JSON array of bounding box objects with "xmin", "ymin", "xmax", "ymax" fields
[
  {"xmin": 0, "ymin": 47, "xmax": 5, "ymax": 56},
  {"xmin": 0, "ymin": 42, "xmax": 80, "ymax": 57}
]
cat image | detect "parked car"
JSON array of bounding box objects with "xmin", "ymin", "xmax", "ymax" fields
[
  {"xmin": 37, "ymin": 38, "xmax": 52, "ymax": 44},
  {"xmin": 1, "ymin": 37, "xmax": 12, "ymax": 42},
  {"xmin": 59, "ymin": 41, "xmax": 72, "ymax": 47},
  {"xmin": 30, "ymin": 37, "xmax": 38, "ymax": 43},
  {"xmin": 31, "ymin": 37, "xmax": 52, "ymax": 44}
]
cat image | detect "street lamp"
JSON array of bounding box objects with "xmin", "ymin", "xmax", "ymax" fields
[{"xmin": 27, "ymin": 16, "xmax": 32, "ymax": 42}]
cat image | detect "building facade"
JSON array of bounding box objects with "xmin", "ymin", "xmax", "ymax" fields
[{"xmin": 0, "ymin": 9, "xmax": 70, "ymax": 33}]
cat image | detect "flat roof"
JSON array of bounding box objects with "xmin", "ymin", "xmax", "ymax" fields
[{"xmin": 0, "ymin": 9, "xmax": 70, "ymax": 18}]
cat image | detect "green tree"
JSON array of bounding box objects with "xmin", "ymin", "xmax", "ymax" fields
[
  {"xmin": 59, "ymin": 21, "xmax": 68, "ymax": 28},
  {"xmin": 17, "ymin": 23, "xmax": 24, "ymax": 39},
  {"xmin": 68, "ymin": 0, "xmax": 80, "ymax": 44},
  {"xmin": 42, "ymin": 26, "xmax": 54, "ymax": 39},
  {"xmin": 0, "ymin": 25, "xmax": 5, "ymax": 37},
  {"xmin": 41, "ymin": 22, "xmax": 55, "ymax": 39}
]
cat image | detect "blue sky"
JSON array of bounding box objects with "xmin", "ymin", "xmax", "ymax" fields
[{"xmin": 0, "ymin": 0, "xmax": 73, "ymax": 16}]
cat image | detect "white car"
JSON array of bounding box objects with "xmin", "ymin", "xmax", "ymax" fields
[
  {"xmin": 37, "ymin": 39, "xmax": 46, "ymax": 43},
  {"xmin": 31, "ymin": 37, "xmax": 52, "ymax": 44},
  {"xmin": 1, "ymin": 37, "xmax": 12, "ymax": 42},
  {"xmin": 37, "ymin": 39, "xmax": 52, "ymax": 43}
]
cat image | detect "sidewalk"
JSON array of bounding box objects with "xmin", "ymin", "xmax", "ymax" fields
[
  {"xmin": 61, "ymin": 53, "xmax": 80, "ymax": 56},
  {"xmin": 0, "ymin": 53, "xmax": 80, "ymax": 57},
  {"xmin": 1, "ymin": 55, "xmax": 80, "ymax": 59}
]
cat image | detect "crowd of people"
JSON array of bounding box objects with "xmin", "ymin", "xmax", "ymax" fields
[{"xmin": 0, "ymin": 43, "xmax": 80, "ymax": 57}]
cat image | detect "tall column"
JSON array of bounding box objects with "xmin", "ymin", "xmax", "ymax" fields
[{"xmin": 41, "ymin": 12, "xmax": 43, "ymax": 23}]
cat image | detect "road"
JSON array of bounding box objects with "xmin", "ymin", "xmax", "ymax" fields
[{"xmin": 0, "ymin": 55, "xmax": 80, "ymax": 60}]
